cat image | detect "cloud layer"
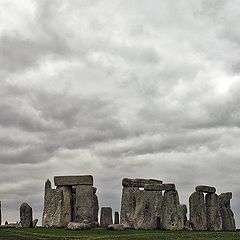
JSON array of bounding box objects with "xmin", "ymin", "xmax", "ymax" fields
[{"xmin": 1, "ymin": 0, "xmax": 240, "ymax": 226}]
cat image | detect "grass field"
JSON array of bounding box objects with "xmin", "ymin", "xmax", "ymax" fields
[{"xmin": 0, "ymin": 228, "xmax": 240, "ymax": 240}]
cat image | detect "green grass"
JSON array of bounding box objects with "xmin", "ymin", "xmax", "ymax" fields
[{"xmin": 0, "ymin": 228, "xmax": 240, "ymax": 240}]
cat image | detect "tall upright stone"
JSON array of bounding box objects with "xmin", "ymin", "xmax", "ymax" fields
[
  {"xmin": 42, "ymin": 179, "xmax": 64, "ymax": 227},
  {"xmin": 206, "ymin": 193, "xmax": 222, "ymax": 231},
  {"xmin": 219, "ymin": 192, "xmax": 236, "ymax": 231},
  {"xmin": 57, "ymin": 186, "xmax": 72, "ymax": 227},
  {"xmin": 100, "ymin": 207, "xmax": 113, "ymax": 228},
  {"xmin": 75, "ymin": 185, "xmax": 94, "ymax": 222},
  {"xmin": 189, "ymin": 191, "xmax": 207, "ymax": 230},
  {"xmin": 93, "ymin": 187, "xmax": 99, "ymax": 222},
  {"xmin": 114, "ymin": 212, "xmax": 120, "ymax": 224},
  {"xmin": 20, "ymin": 203, "xmax": 33, "ymax": 228},
  {"xmin": 162, "ymin": 190, "xmax": 186, "ymax": 230}
]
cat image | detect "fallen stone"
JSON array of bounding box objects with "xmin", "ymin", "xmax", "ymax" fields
[
  {"xmin": 100, "ymin": 207, "xmax": 113, "ymax": 228},
  {"xmin": 189, "ymin": 191, "xmax": 207, "ymax": 230},
  {"xmin": 122, "ymin": 178, "xmax": 163, "ymax": 187},
  {"xmin": 195, "ymin": 185, "xmax": 216, "ymax": 194},
  {"xmin": 114, "ymin": 211, "xmax": 119, "ymax": 224},
  {"xmin": 90, "ymin": 221, "xmax": 99, "ymax": 228},
  {"xmin": 20, "ymin": 203, "xmax": 33, "ymax": 228},
  {"xmin": 54, "ymin": 175, "xmax": 93, "ymax": 186},
  {"xmin": 67, "ymin": 222, "xmax": 90, "ymax": 230},
  {"xmin": 32, "ymin": 219, "xmax": 38, "ymax": 228},
  {"xmin": 107, "ymin": 224, "xmax": 125, "ymax": 231},
  {"xmin": 206, "ymin": 193, "xmax": 222, "ymax": 231}
]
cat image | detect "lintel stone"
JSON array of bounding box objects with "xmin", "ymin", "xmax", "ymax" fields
[
  {"xmin": 144, "ymin": 183, "xmax": 175, "ymax": 191},
  {"xmin": 54, "ymin": 175, "xmax": 93, "ymax": 186},
  {"xmin": 122, "ymin": 178, "xmax": 162, "ymax": 187},
  {"xmin": 195, "ymin": 185, "xmax": 216, "ymax": 193}
]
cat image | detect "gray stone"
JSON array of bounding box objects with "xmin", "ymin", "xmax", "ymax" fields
[
  {"xmin": 67, "ymin": 222, "xmax": 90, "ymax": 230},
  {"xmin": 0, "ymin": 201, "xmax": 1, "ymax": 226},
  {"xmin": 57, "ymin": 186, "xmax": 72, "ymax": 227},
  {"xmin": 144, "ymin": 183, "xmax": 175, "ymax": 191},
  {"xmin": 42, "ymin": 180, "xmax": 64, "ymax": 227},
  {"xmin": 20, "ymin": 203, "xmax": 33, "ymax": 228},
  {"xmin": 195, "ymin": 185, "xmax": 216, "ymax": 194},
  {"xmin": 189, "ymin": 191, "xmax": 207, "ymax": 230},
  {"xmin": 120, "ymin": 185, "xmax": 163, "ymax": 230},
  {"xmin": 206, "ymin": 193, "xmax": 222, "ymax": 231},
  {"xmin": 75, "ymin": 185, "xmax": 94, "ymax": 222},
  {"xmin": 162, "ymin": 190, "xmax": 185, "ymax": 230},
  {"xmin": 32, "ymin": 219, "xmax": 38, "ymax": 228},
  {"xmin": 93, "ymin": 188, "xmax": 99, "ymax": 222},
  {"xmin": 90, "ymin": 221, "xmax": 99, "ymax": 228},
  {"xmin": 114, "ymin": 211, "xmax": 119, "ymax": 224},
  {"xmin": 122, "ymin": 178, "xmax": 163, "ymax": 187},
  {"xmin": 100, "ymin": 207, "xmax": 113, "ymax": 228},
  {"xmin": 219, "ymin": 192, "xmax": 236, "ymax": 231},
  {"xmin": 107, "ymin": 224, "xmax": 125, "ymax": 231},
  {"xmin": 54, "ymin": 175, "xmax": 93, "ymax": 186}
]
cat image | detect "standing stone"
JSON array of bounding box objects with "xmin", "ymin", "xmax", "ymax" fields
[
  {"xmin": 20, "ymin": 203, "xmax": 33, "ymax": 228},
  {"xmin": 206, "ymin": 193, "xmax": 222, "ymax": 231},
  {"xmin": 93, "ymin": 187, "xmax": 99, "ymax": 222},
  {"xmin": 42, "ymin": 180, "xmax": 64, "ymax": 227},
  {"xmin": 100, "ymin": 207, "xmax": 113, "ymax": 228},
  {"xmin": 114, "ymin": 212, "xmax": 119, "ymax": 224},
  {"xmin": 0, "ymin": 201, "xmax": 1, "ymax": 226},
  {"xmin": 219, "ymin": 192, "xmax": 236, "ymax": 231},
  {"xmin": 162, "ymin": 190, "xmax": 185, "ymax": 230},
  {"xmin": 75, "ymin": 185, "xmax": 94, "ymax": 222},
  {"xmin": 189, "ymin": 191, "xmax": 207, "ymax": 230},
  {"xmin": 57, "ymin": 186, "xmax": 72, "ymax": 227}
]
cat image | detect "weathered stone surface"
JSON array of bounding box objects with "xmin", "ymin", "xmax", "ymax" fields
[
  {"xmin": 114, "ymin": 211, "xmax": 119, "ymax": 224},
  {"xmin": 162, "ymin": 190, "xmax": 185, "ymax": 230},
  {"xmin": 219, "ymin": 192, "xmax": 236, "ymax": 231},
  {"xmin": 93, "ymin": 188, "xmax": 99, "ymax": 222},
  {"xmin": 189, "ymin": 191, "xmax": 207, "ymax": 230},
  {"xmin": 54, "ymin": 175, "xmax": 93, "ymax": 186},
  {"xmin": 67, "ymin": 222, "xmax": 90, "ymax": 230},
  {"xmin": 195, "ymin": 185, "xmax": 216, "ymax": 194},
  {"xmin": 75, "ymin": 185, "xmax": 94, "ymax": 222},
  {"xmin": 206, "ymin": 193, "xmax": 222, "ymax": 231},
  {"xmin": 20, "ymin": 203, "xmax": 33, "ymax": 228},
  {"xmin": 42, "ymin": 180, "xmax": 64, "ymax": 227},
  {"xmin": 57, "ymin": 186, "xmax": 72, "ymax": 227},
  {"xmin": 107, "ymin": 224, "xmax": 125, "ymax": 231},
  {"xmin": 122, "ymin": 178, "xmax": 163, "ymax": 187},
  {"xmin": 90, "ymin": 221, "xmax": 99, "ymax": 228},
  {"xmin": 100, "ymin": 207, "xmax": 113, "ymax": 228},
  {"xmin": 120, "ymin": 186, "xmax": 163, "ymax": 230},
  {"xmin": 32, "ymin": 219, "xmax": 38, "ymax": 228},
  {"xmin": 144, "ymin": 183, "xmax": 175, "ymax": 191}
]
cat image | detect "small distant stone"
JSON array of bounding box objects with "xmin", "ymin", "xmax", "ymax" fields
[
  {"xmin": 195, "ymin": 185, "xmax": 216, "ymax": 193},
  {"xmin": 107, "ymin": 224, "xmax": 125, "ymax": 231},
  {"xmin": 67, "ymin": 222, "xmax": 90, "ymax": 230},
  {"xmin": 32, "ymin": 219, "xmax": 38, "ymax": 228}
]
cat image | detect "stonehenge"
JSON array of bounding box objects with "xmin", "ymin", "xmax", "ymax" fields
[
  {"xmin": 100, "ymin": 207, "xmax": 113, "ymax": 228},
  {"xmin": 189, "ymin": 185, "xmax": 236, "ymax": 231},
  {"xmin": 42, "ymin": 175, "xmax": 99, "ymax": 228},
  {"xmin": 120, "ymin": 178, "xmax": 187, "ymax": 230}
]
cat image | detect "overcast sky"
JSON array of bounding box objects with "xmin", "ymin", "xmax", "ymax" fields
[{"xmin": 1, "ymin": 0, "xmax": 240, "ymax": 227}]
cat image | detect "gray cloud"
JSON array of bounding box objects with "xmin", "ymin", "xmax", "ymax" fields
[{"xmin": 0, "ymin": 0, "xmax": 240, "ymax": 228}]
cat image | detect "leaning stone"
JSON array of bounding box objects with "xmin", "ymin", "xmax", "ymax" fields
[
  {"xmin": 32, "ymin": 219, "xmax": 38, "ymax": 228},
  {"xmin": 144, "ymin": 183, "xmax": 175, "ymax": 191},
  {"xmin": 100, "ymin": 207, "xmax": 113, "ymax": 228},
  {"xmin": 54, "ymin": 175, "xmax": 93, "ymax": 186},
  {"xmin": 195, "ymin": 185, "xmax": 216, "ymax": 193},
  {"xmin": 107, "ymin": 224, "xmax": 125, "ymax": 231},
  {"xmin": 206, "ymin": 193, "xmax": 222, "ymax": 231},
  {"xmin": 20, "ymin": 203, "xmax": 33, "ymax": 228},
  {"xmin": 114, "ymin": 211, "xmax": 119, "ymax": 224},
  {"xmin": 67, "ymin": 222, "xmax": 90, "ymax": 230},
  {"xmin": 122, "ymin": 178, "xmax": 163, "ymax": 187},
  {"xmin": 189, "ymin": 191, "xmax": 207, "ymax": 230},
  {"xmin": 75, "ymin": 185, "xmax": 94, "ymax": 222}
]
